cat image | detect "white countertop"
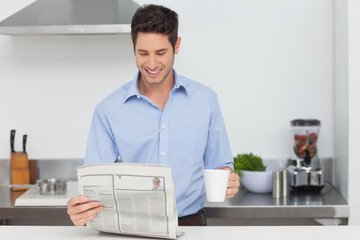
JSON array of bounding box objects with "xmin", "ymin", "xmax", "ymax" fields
[
  {"xmin": 14, "ymin": 181, "xmax": 78, "ymax": 206},
  {"xmin": 0, "ymin": 225, "xmax": 359, "ymax": 240}
]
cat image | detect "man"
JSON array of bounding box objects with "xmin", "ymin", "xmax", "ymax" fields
[
  {"xmin": 67, "ymin": 4, "xmax": 239, "ymax": 226},
  {"xmin": 152, "ymin": 177, "xmax": 161, "ymax": 190}
]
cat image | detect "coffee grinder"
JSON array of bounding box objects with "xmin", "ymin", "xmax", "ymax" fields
[{"xmin": 287, "ymin": 119, "xmax": 325, "ymax": 192}]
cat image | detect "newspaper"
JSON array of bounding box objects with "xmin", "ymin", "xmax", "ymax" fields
[{"xmin": 77, "ymin": 163, "xmax": 180, "ymax": 239}]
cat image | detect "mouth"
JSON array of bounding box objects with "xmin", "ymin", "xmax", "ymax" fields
[{"xmin": 145, "ymin": 68, "xmax": 162, "ymax": 77}]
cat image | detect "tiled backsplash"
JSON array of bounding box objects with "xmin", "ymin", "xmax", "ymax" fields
[
  {"xmin": 0, "ymin": 158, "xmax": 334, "ymax": 186},
  {"xmin": 0, "ymin": 159, "xmax": 9, "ymax": 186},
  {"xmin": 0, "ymin": 159, "xmax": 83, "ymax": 186}
]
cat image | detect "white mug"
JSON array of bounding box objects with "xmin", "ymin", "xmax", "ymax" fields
[{"xmin": 203, "ymin": 169, "xmax": 230, "ymax": 202}]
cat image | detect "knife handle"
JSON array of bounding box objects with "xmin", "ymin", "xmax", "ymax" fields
[
  {"xmin": 23, "ymin": 134, "xmax": 27, "ymax": 154},
  {"xmin": 10, "ymin": 129, "xmax": 15, "ymax": 153}
]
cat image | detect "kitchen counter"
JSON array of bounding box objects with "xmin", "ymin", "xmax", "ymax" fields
[
  {"xmin": 204, "ymin": 183, "xmax": 349, "ymax": 225},
  {"xmin": 0, "ymin": 183, "xmax": 348, "ymax": 226},
  {"xmin": 0, "ymin": 225, "xmax": 359, "ymax": 240},
  {"xmin": 0, "ymin": 187, "xmax": 73, "ymax": 225}
]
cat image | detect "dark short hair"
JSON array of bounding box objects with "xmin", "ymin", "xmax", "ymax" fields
[{"xmin": 131, "ymin": 4, "xmax": 179, "ymax": 51}]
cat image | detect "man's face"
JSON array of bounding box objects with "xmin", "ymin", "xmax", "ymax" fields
[
  {"xmin": 153, "ymin": 178, "xmax": 160, "ymax": 187},
  {"xmin": 134, "ymin": 32, "xmax": 180, "ymax": 86}
]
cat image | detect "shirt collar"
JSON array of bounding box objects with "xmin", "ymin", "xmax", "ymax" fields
[
  {"xmin": 173, "ymin": 69, "xmax": 189, "ymax": 95},
  {"xmin": 123, "ymin": 69, "xmax": 188, "ymax": 103},
  {"xmin": 123, "ymin": 72, "xmax": 141, "ymax": 103}
]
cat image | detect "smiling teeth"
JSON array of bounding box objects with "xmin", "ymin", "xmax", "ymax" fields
[{"xmin": 147, "ymin": 69, "xmax": 160, "ymax": 74}]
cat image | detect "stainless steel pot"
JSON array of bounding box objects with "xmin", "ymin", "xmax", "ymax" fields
[{"xmin": 9, "ymin": 178, "xmax": 68, "ymax": 195}]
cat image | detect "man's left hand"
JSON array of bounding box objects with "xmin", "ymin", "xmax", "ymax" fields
[{"xmin": 219, "ymin": 167, "xmax": 240, "ymax": 198}]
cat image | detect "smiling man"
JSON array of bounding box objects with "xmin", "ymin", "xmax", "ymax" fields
[
  {"xmin": 67, "ymin": 4, "xmax": 239, "ymax": 227},
  {"xmin": 135, "ymin": 32, "xmax": 180, "ymax": 111}
]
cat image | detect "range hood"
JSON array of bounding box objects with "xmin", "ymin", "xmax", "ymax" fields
[{"xmin": 0, "ymin": 0, "xmax": 140, "ymax": 35}]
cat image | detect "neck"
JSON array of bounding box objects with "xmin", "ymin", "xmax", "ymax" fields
[
  {"xmin": 138, "ymin": 71, "xmax": 175, "ymax": 97},
  {"xmin": 138, "ymin": 71, "xmax": 175, "ymax": 111}
]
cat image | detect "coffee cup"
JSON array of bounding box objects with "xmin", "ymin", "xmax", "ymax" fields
[{"xmin": 203, "ymin": 169, "xmax": 230, "ymax": 202}]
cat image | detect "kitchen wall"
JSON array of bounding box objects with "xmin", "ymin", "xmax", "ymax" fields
[
  {"xmin": 347, "ymin": 0, "xmax": 360, "ymax": 225},
  {"xmin": 0, "ymin": 0, "xmax": 334, "ymax": 161},
  {"xmin": 334, "ymin": 0, "xmax": 348, "ymax": 217},
  {"xmin": 333, "ymin": 0, "xmax": 360, "ymax": 225}
]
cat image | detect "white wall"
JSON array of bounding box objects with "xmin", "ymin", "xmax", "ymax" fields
[
  {"xmin": 334, "ymin": 0, "xmax": 348, "ymax": 204},
  {"xmin": 348, "ymin": 0, "xmax": 360, "ymax": 226},
  {"xmin": 0, "ymin": 0, "xmax": 334, "ymax": 160}
]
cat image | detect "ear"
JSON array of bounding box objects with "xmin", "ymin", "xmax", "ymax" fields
[
  {"xmin": 174, "ymin": 37, "xmax": 181, "ymax": 54},
  {"xmin": 132, "ymin": 42, "xmax": 136, "ymax": 54}
]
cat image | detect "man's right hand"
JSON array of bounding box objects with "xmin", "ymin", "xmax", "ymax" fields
[{"xmin": 67, "ymin": 196, "xmax": 104, "ymax": 226}]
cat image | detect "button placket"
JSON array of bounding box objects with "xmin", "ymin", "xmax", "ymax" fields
[
  {"xmin": 159, "ymin": 113, "xmax": 168, "ymax": 165},
  {"xmin": 158, "ymin": 88, "xmax": 177, "ymax": 165}
]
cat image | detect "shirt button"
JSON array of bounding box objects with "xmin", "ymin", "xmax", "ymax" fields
[
  {"xmin": 162, "ymin": 124, "xmax": 166, "ymax": 129},
  {"xmin": 161, "ymin": 152, "xmax": 166, "ymax": 156},
  {"xmin": 137, "ymin": 95, "xmax": 140, "ymax": 99}
]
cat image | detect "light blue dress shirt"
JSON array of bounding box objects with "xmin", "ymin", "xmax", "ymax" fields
[{"xmin": 85, "ymin": 70, "xmax": 233, "ymax": 217}]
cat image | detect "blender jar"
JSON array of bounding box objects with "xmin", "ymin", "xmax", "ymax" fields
[{"xmin": 291, "ymin": 119, "xmax": 321, "ymax": 165}]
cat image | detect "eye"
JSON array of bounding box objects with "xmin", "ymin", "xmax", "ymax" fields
[
  {"xmin": 138, "ymin": 52, "xmax": 148, "ymax": 56},
  {"xmin": 156, "ymin": 50, "xmax": 167, "ymax": 56}
]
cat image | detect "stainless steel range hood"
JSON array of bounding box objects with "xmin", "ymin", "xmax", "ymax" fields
[{"xmin": 0, "ymin": 0, "xmax": 140, "ymax": 35}]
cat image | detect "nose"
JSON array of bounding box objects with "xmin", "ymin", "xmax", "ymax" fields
[{"xmin": 148, "ymin": 54, "xmax": 157, "ymax": 69}]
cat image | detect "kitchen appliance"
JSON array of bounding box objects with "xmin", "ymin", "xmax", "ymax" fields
[
  {"xmin": 287, "ymin": 119, "xmax": 325, "ymax": 192},
  {"xmin": 0, "ymin": 0, "xmax": 139, "ymax": 35}
]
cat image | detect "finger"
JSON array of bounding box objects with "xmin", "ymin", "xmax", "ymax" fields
[
  {"xmin": 74, "ymin": 212, "xmax": 98, "ymax": 226},
  {"xmin": 227, "ymin": 176, "xmax": 240, "ymax": 188},
  {"xmin": 225, "ymin": 189, "xmax": 234, "ymax": 198},
  {"xmin": 226, "ymin": 175, "xmax": 240, "ymax": 198},
  {"xmin": 71, "ymin": 205, "xmax": 104, "ymax": 226},
  {"xmin": 226, "ymin": 186, "xmax": 239, "ymax": 198},
  {"xmin": 74, "ymin": 205, "xmax": 104, "ymax": 226},
  {"xmin": 67, "ymin": 195, "xmax": 88, "ymax": 208},
  {"xmin": 67, "ymin": 200, "xmax": 100, "ymax": 215},
  {"xmin": 228, "ymin": 179, "xmax": 240, "ymax": 188},
  {"xmin": 79, "ymin": 205, "xmax": 104, "ymax": 220},
  {"xmin": 228, "ymin": 172, "xmax": 240, "ymax": 181},
  {"xmin": 73, "ymin": 213, "xmax": 95, "ymax": 226}
]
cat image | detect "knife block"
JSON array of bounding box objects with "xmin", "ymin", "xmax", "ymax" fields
[{"xmin": 10, "ymin": 152, "xmax": 30, "ymax": 191}]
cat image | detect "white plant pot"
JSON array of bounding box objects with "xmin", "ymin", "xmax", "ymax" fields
[{"xmin": 241, "ymin": 168, "xmax": 273, "ymax": 194}]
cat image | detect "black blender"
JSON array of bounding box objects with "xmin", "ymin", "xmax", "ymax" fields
[{"xmin": 287, "ymin": 119, "xmax": 325, "ymax": 192}]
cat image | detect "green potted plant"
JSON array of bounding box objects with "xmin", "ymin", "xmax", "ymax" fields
[{"xmin": 233, "ymin": 153, "xmax": 272, "ymax": 194}]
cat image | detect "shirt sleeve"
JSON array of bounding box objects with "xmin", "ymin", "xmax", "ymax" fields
[
  {"xmin": 84, "ymin": 105, "xmax": 119, "ymax": 165},
  {"xmin": 203, "ymin": 93, "xmax": 234, "ymax": 170}
]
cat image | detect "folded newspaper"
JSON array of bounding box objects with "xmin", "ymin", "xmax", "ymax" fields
[{"xmin": 77, "ymin": 163, "xmax": 181, "ymax": 239}]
